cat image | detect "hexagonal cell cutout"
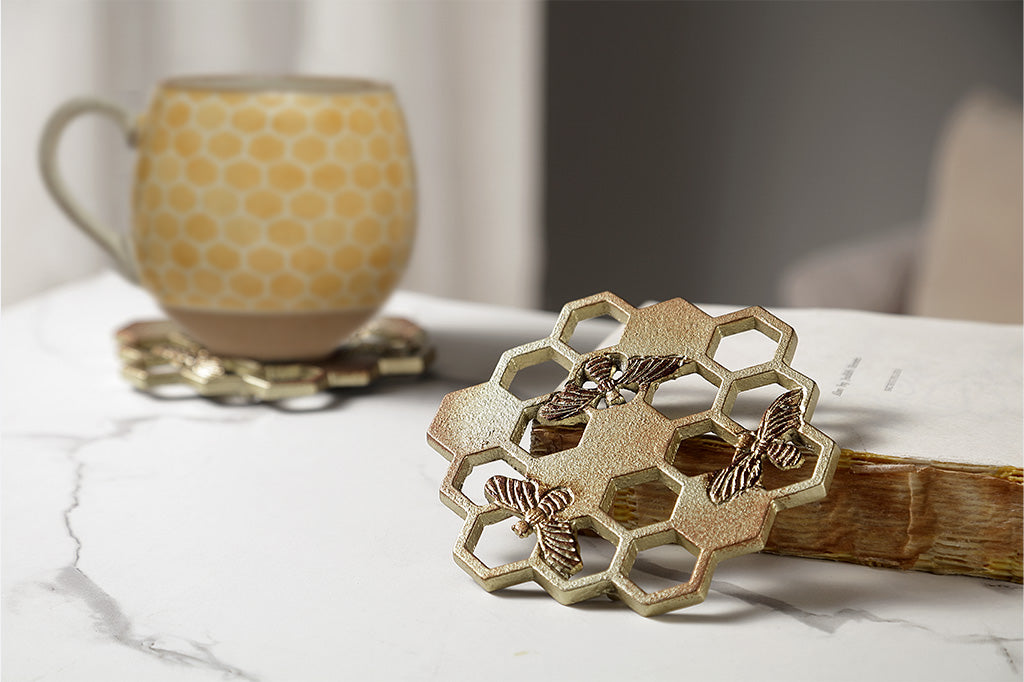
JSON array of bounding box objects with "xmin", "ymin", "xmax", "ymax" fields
[
  {"xmin": 514, "ymin": 408, "xmax": 586, "ymax": 458},
  {"xmin": 608, "ymin": 481, "xmax": 678, "ymax": 531},
  {"xmin": 573, "ymin": 526, "xmax": 619, "ymax": 579},
  {"xmin": 604, "ymin": 469, "xmax": 679, "ymax": 531},
  {"xmin": 563, "ymin": 314, "xmax": 624, "ymax": 354},
  {"xmin": 669, "ymin": 430, "xmax": 734, "ymax": 478},
  {"xmin": 649, "ymin": 368, "xmax": 721, "ymax": 420},
  {"xmin": 558, "ymin": 300, "xmax": 630, "ymax": 354},
  {"xmin": 628, "ymin": 541, "xmax": 699, "ymax": 594},
  {"xmin": 473, "ymin": 515, "xmax": 534, "ymax": 569},
  {"xmin": 709, "ymin": 321, "xmax": 781, "ymax": 371},
  {"xmin": 458, "ymin": 456, "xmax": 524, "ymax": 507},
  {"xmin": 272, "ymin": 393, "xmax": 340, "ymax": 412},
  {"xmin": 502, "ymin": 348, "xmax": 572, "ymax": 401},
  {"xmin": 125, "ymin": 362, "xmax": 197, "ymax": 400},
  {"xmin": 728, "ymin": 382, "xmax": 791, "ymax": 431}
]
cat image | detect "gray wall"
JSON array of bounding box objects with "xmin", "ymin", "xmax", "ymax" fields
[{"xmin": 543, "ymin": 1, "xmax": 1022, "ymax": 310}]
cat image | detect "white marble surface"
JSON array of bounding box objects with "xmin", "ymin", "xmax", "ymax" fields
[{"xmin": 3, "ymin": 273, "xmax": 1021, "ymax": 681}]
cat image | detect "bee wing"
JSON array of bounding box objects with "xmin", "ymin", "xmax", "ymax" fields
[
  {"xmin": 582, "ymin": 354, "xmax": 618, "ymax": 387},
  {"xmin": 754, "ymin": 389, "xmax": 804, "ymax": 444},
  {"xmin": 760, "ymin": 439, "xmax": 805, "ymax": 470},
  {"xmin": 536, "ymin": 486, "xmax": 573, "ymax": 517},
  {"xmin": 707, "ymin": 450, "xmax": 763, "ymax": 504},
  {"xmin": 483, "ymin": 475, "xmax": 540, "ymax": 515},
  {"xmin": 535, "ymin": 518, "xmax": 582, "ymax": 578},
  {"xmin": 616, "ymin": 354, "xmax": 689, "ymax": 389},
  {"xmin": 537, "ymin": 384, "xmax": 601, "ymax": 425}
]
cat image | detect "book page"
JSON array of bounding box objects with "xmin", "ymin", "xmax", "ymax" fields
[{"xmin": 660, "ymin": 304, "xmax": 1023, "ymax": 467}]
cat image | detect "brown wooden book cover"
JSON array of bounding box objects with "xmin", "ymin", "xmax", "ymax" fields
[{"xmin": 533, "ymin": 424, "xmax": 1023, "ymax": 583}]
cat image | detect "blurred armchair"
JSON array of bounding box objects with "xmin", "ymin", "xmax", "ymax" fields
[{"xmin": 780, "ymin": 92, "xmax": 1022, "ymax": 324}]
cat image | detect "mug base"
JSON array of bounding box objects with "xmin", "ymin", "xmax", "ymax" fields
[{"xmin": 163, "ymin": 306, "xmax": 378, "ymax": 361}]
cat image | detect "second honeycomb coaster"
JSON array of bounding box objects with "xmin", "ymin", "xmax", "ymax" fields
[
  {"xmin": 428, "ymin": 292, "xmax": 839, "ymax": 616},
  {"xmin": 118, "ymin": 316, "xmax": 433, "ymax": 401}
]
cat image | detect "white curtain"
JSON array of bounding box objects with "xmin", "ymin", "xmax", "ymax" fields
[{"xmin": 2, "ymin": 0, "xmax": 542, "ymax": 308}]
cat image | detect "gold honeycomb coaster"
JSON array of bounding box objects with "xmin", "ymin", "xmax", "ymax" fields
[
  {"xmin": 117, "ymin": 316, "xmax": 433, "ymax": 401},
  {"xmin": 427, "ymin": 292, "xmax": 839, "ymax": 616}
]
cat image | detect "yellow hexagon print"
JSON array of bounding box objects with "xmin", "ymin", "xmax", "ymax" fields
[{"xmin": 133, "ymin": 86, "xmax": 415, "ymax": 313}]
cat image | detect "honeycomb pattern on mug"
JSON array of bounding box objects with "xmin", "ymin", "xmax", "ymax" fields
[{"xmin": 132, "ymin": 88, "xmax": 415, "ymax": 313}]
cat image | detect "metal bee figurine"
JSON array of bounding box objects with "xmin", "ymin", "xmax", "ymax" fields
[
  {"xmin": 538, "ymin": 353, "xmax": 690, "ymax": 425},
  {"xmin": 707, "ymin": 388, "xmax": 807, "ymax": 504},
  {"xmin": 484, "ymin": 475, "xmax": 581, "ymax": 578},
  {"xmin": 429, "ymin": 292, "xmax": 839, "ymax": 616}
]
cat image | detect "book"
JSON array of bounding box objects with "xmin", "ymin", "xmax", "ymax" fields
[{"xmin": 532, "ymin": 303, "xmax": 1023, "ymax": 582}]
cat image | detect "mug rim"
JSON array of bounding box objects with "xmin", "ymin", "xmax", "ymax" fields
[{"xmin": 160, "ymin": 74, "xmax": 392, "ymax": 95}]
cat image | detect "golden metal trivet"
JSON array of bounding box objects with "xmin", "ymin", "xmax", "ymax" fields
[
  {"xmin": 428, "ymin": 292, "xmax": 839, "ymax": 616},
  {"xmin": 117, "ymin": 317, "xmax": 433, "ymax": 401}
]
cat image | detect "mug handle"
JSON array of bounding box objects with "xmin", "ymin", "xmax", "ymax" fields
[{"xmin": 39, "ymin": 97, "xmax": 140, "ymax": 282}]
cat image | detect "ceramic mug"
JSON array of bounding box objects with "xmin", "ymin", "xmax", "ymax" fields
[{"xmin": 40, "ymin": 75, "xmax": 416, "ymax": 360}]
